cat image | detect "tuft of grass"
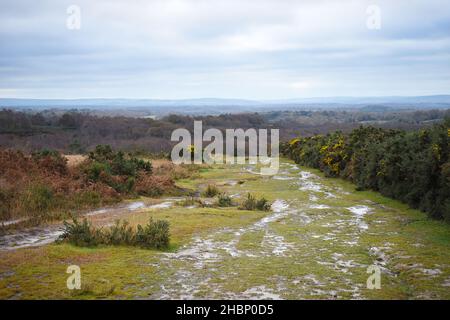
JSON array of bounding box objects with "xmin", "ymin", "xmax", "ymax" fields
[
  {"xmin": 202, "ymin": 184, "xmax": 220, "ymax": 197},
  {"xmin": 22, "ymin": 184, "xmax": 55, "ymax": 213}
]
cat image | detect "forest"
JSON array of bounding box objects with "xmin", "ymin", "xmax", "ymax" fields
[{"xmin": 0, "ymin": 108, "xmax": 448, "ymax": 153}]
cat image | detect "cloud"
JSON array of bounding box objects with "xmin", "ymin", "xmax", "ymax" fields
[{"xmin": 0, "ymin": 0, "xmax": 449, "ymax": 99}]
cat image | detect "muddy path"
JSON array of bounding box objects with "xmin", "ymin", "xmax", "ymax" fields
[
  {"xmin": 0, "ymin": 200, "xmax": 177, "ymax": 251},
  {"xmin": 147, "ymin": 162, "xmax": 449, "ymax": 299}
]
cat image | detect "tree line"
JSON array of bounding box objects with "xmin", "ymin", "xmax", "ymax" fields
[{"xmin": 1, "ymin": 108, "xmax": 448, "ymax": 153}]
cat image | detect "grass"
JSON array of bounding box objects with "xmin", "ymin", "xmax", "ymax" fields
[
  {"xmin": 0, "ymin": 206, "xmax": 267, "ymax": 299},
  {"xmin": 0, "ymin": 158, "xmax": 449, "ymax": 299}
]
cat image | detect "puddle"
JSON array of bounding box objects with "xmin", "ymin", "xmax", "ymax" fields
[
  {"xmin": 272, "ymin": 175, "xmax": 294, "ymax": 180},
  {"xmin": 0, "ymin": 218, "xmax": 28, "ymax": 227},
  {"xmin": 310, "ymin": 204, "xmax": 331, "ymax": 209},
  {"xmin": 86, "ymin": 200, "xmax": 174, "ymax": 217},
  {"xmin": 241, "ymin": 286, "xmax": 282, "ymax": 300},
  {"xmin": 0, "ymin": 227, "xmax": 63, "ymax": 250},
  {"xmin": 347, "ymin": 206, "xmax": 372, "ymax": 216},
  {"xmin": 347, "ymin": 205, "xmax": 372, "ymax": 231}
]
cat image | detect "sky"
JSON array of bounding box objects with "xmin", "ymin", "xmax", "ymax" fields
[{"xmin": 0, "ymin": 0, "xmax": 449, "ymax": 100}]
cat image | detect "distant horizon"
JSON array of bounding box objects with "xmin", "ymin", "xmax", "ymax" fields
[{"xmin": 2, "ymin": 93, "xmax": 450, "ymax": 102}]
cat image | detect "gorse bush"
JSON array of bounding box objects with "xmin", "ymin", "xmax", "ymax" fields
[
  {"xmin": 83, "ymin": 145, "xmax": 156, "ymax": 194},
  {"xmin": 59, "ymin": 218, "xmax": 102, "ymax": 247},
  {"xmin": 105, "ymin": 220, "xmax": 135, "ymax": 246},
  {"xmin": 282, "ymin": 120, "xmax": 450, "ymax": 220},
  {"xmin": 86, "ymin": 145, "xmax": 152, "ymax": 182},
  {"xmin": 135, "ymin": 218, "xmax": 170, "ymax": 249},
  {"xmin": 203, "ymin": 184, "xmax": 219, "ymax": 197},
  {"xmin": 58, "ymin": 218, "xmax": 170, "ymax": 249},
  {"xmin": 217, "ymin": 193, "xmax": 233, "ymax": 207},
  {"xmin": 256, "ymin": 197, "xmax": 271, "ymax": 211},
  {"xmin": 239, "ymin": 193, "xmax": 271, "ymax": 211},
  {"xmin": 240, "ymin": 193, "xmax": 257, "ymax": 210}
]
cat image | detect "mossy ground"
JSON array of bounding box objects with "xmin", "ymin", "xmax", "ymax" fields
[{"xmin": 0, "ymin": 159, "xmax": 448, "ymax": 299}]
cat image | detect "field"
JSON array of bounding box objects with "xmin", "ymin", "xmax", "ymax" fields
[{"xmin": 0, "ymin": 159, "xmax": 449, "ymax": 299}]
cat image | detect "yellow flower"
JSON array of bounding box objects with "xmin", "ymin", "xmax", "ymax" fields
[{"xmin": 289, "ymin": 138, "xmax": 300, "ymax": 146}]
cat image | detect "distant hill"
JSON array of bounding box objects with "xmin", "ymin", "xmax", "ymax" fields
[{"xmin": 1, "ymin": 95, "xmax": 449, "ymax": 115}]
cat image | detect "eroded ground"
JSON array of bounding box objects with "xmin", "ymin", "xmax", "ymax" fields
[{"xmin": 0, "ymin": 160, "xmax": 449, "ymax": 299}]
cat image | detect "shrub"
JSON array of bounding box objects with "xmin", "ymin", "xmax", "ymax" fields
[
  {"xmin": 203, "ymin": 184, "xmax": 219, "ymax": 197},
  {"xmin": 217, "ymin": 193, "xmax": 233, "ymax": 207},
  {"xmin": 239, "ymin": 193, "xmax": 271, "ymax": 211},
  {"xmin": 32, "ymin": 149, "xmax": 68, "ymax": 175},
  {"xmin": 58, "ymin": 218, "xmax": 170, "ymax": 249},
  {"xmin": 72, "ymin": 190, "xmax": 102, "ymax": 209},
  {"xmin": 105, "ymin": 220, "xmax": 134, "ymax": 246},
  {"xmin": 240, "ymin": 193, "xmax": 257, "ymax": 210},
  {"xmin": 256, "ymin": 197, "xmax": 271, "ymax": 211},
  {"xmin": 58, "ymin": 219, "xmax": 102, "ymax": 247},
  {"xmin": 135, "ymin": 218, "xmax": 170, "ymax": 249},
  {"xmin": 89, "ymin": 146, "xmax": 152, "ymax": 177},
  {"xmin": 85, "ymin": 161, "xmax": 111, "ymax": 182},
  {"xmin": 0, "ymin": 146, "xmax": 176, "ymax": 226},
  {"xmin": 88, "ymin": 145, "xmax": 114, "ymax": 162},
  {"xmin": 282, "ymin": 120, "xmax": 450, "ymax": 220}
]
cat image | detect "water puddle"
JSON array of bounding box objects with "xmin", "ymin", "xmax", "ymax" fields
[
  {"xmin": 0, "ymin": 227, "xmax": 64, "ymax": 250},
  {"xmin": 0, "ymin": 199, "xmax": 176, "ymax": 250},
  {"xmin": 0, "ymin": 218, "xmax": 28, "ymax": 227}
]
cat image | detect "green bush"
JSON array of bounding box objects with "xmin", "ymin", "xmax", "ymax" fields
[
  {"xmin": 217, "ymin": 193, "xmax": 233, "ymax": 207},
  {"xmin": 85, "ymin": 161, "xmax": 111, "ymax": 182},
  {"xmin": 88, "ymin": 145, "xmax": 115, "ymax": 162},
  {"xmin": 58, "ymin": 218, "xmax": 170, "ymax": 249},
  {"xmin": 105, "ymin": 220, "xmax": 134, "ymax": 246},
  {"xmin": 282, "ymin": 119, "xmax": 450, "ymax": 220},
  {"xmin": 58, "ymin": 219, "xmax": 102, "ymax": 247},
  {"xmin": 86, "ymin": 146, "xmax": 152, "ymax": 193},
  {"xmin": 256, "ymin": 197, "xmax": 271, "ymax": 211},
  {"xmin": 240, "ymin": 193, "xmax": 256, "ymax": 210},
  {"xmin": 135, "ymin": 218, "xmax": 170, "ymax": 249},
  {"xmin": 203, "ymin": 184, "xmax": 219, "ymax": 197},
  {"xmin": 239, "ymin": 193, "xmax": 271, "ymax": 211}
]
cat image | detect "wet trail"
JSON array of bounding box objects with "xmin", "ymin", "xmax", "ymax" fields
[
  {"xmin": 149, "ymin": 162, "xmax": 395, "ymax": 299},
  {"xmin": 1, "ymin": 161, "xmax": 448, "ymax": 299}
]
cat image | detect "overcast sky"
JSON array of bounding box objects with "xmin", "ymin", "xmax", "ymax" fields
[{"xmin": 0, "ymin": 0, "xmax": 449, "ymax": 99}]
